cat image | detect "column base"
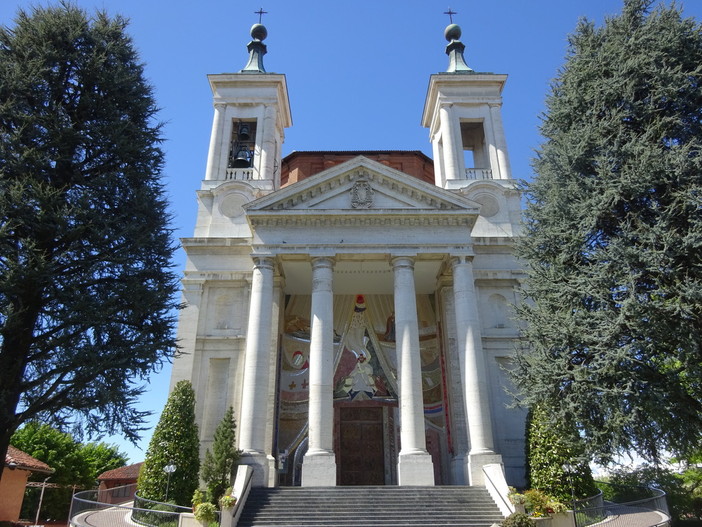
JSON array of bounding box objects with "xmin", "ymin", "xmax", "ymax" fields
[
  {"xmin": 450, "ymin": 453, "xmax": 469, "ymax": 485},
  {"xmin": 468, "ymin": 451, "xmax": 503, "ymax": 486},
  {"xmin": 398, "ymin": 452, "xmax": 435, "ymax": 486},
  {"xmin": 239, "ymin": 452, "xmax": 276, "ymax": 487},
  {"xmin": 301, "ymin": 452, "xmax": 337, "ymax": 487}
]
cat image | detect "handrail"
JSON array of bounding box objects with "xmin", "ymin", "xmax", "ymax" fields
[
  {"xmin": 228, "ymin": 465, "xmax": 254, "ymax": 527},
  {"xmin": 573, "ymin": 482, "xmax": 669, "ymax": 527},
  {"xmin": 133, "ymin": 492, "xmax": 192, "ymax": 512},
  {"xmin": 482, "ymin": 463, "xmax": 515, "ymax": 517},
  {"xmin": 70, "ymin": 484, "xmax": 194, "ymax": 527}
]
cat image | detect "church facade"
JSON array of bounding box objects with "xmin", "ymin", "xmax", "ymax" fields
[{"xmin": 169, "ymin": 20, "xmax": 527, "ymax": 489}]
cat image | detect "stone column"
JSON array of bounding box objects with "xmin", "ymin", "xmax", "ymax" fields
[
  {"xmin": 440, "ymin": 104, "xmax": 461, "ymax": 183},
  {"xmin": 452, "ymin": 256, "xmax": 502, "ymax": 485},
  {"xmin": 302, "ymin": 257, "xmax": 337, "ymax": 486},
  {"xmin": 205, "ymin": 102, "xmax": 226, "ymax": 180},
  {"xmin": 393, "ymin": 256, "xmax": 435, "ymax": 486},
  {"xmin": 238, "ymin": 256, "xmax": 276, "ymax": 486}
]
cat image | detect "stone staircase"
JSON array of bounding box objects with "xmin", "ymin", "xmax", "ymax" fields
[{"xmin": 236, "ymin": 485, "xmax": 505, "ymax": 527}]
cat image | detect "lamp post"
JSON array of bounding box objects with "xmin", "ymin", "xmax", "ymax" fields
[
  {"xmin": 163, "ymin": 463, "xmax": 177, "ymax": 502},
  {"xmin": 34, "ymin": 475, "xmax": 51, "ymax": 526}
]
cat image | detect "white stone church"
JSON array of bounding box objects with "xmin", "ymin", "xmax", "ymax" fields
[{"xmin": 169, "ymin": 19, "xmax": 527, "ymax": 490}]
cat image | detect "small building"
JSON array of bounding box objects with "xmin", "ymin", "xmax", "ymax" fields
[
  {"xmin": 0, "ymin": 446, "xmax": 53, "ymax": 522},
  {"xmin": 97, "ymin": 462, "xmax": 143, "ymax": 504}
]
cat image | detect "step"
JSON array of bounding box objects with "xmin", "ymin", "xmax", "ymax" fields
[{"xmin": 237, "ymin": 486, "xmax": 504, "ymax": 527}]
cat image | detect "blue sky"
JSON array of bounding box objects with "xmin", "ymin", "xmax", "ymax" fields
[{"xmin": 2, "ymin": 0, "xmax": 701, "ymax": 463}]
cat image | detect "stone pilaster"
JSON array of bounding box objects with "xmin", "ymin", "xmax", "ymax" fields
[
  {"xmin": 169, "ymin": 280, "xmax": 204, "ymax": 390},
  {"xmin": 489, "ymin": 102, "xmax": 512, "ymax": 180},
  {"xmin": 205, "ymin": 102, "xmax": 226, "ymax": 181},
  {"xmin": 439, "ymin": 104, "xmax": 461, "ymax": 183},
  {"xmin": 452, "ymin": 256, "xmax": 502, "ymax": 485}
]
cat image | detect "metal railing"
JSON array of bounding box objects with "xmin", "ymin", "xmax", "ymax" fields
[
  {"xmin": 131, "ymin": 493, "xmax": 192, "ymax": 527},
  {"xmin": 573, "ymin": 482, "xmax": 669, "ymax": 527},
  {"xmin": 70, "ymin": 485, "xmax": 143, "ymax": 527},
  {"xmin": 69, "ymin": 484, "xmax": 212, "ymax": 527}
]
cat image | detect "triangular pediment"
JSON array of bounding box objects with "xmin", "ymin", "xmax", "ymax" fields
[{"xmin": 244, "ymin": 156, "xmax": 481, "ymax": 214}]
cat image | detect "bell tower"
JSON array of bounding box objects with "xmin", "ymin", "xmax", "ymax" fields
[
  {"xmin": 422, "ymin": 23, "xmax": 512, "ymax": 189},
  {"xmin": 203, "ymin": 22, "xmax": 292, "ymax": 190}
]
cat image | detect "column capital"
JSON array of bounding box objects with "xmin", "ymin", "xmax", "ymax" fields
[
  {"xmin": 213, "ymin": 101, "xmax": 227, "ymax": 110},
  {"xmin": 450, "ymin": 255, "xmax": 474, "ymax": 267},
  {"xmin": 391, "ymin": 255, "xmax": 415, "ymax": 270},
  {"xmin": 311, "ymin": 256, "xmax": 335, "ymax": 270},
  {"xmin": 251, "ymin": 255, "xmax": 275, "ymax": 271}
]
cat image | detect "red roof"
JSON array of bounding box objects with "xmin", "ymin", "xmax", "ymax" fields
[
  {"xmin": 5, "ymin": 446, "xmax": 53, "ymax": 474},
  {"xmin": 98, "ymin": 462, "xmax": 143, "ymax": 481}
]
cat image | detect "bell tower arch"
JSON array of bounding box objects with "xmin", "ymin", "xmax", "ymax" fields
[
  {"xmin": 422, "ymin": 23, "xmax": 512, "ymax": 189},
  {"xmin": 204, "ymin": 23, "xmax": 292, "ymax": 190}
]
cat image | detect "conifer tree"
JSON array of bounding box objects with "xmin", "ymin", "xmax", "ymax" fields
[
  {"xmin": 514, "ymin": 0, "xmax": 702, "ymax": 464},
  {"xmin": 200, "ymin": 407, "xmax": 241, "ymax": 504},
  {"xmin": 0, "ymin": 4, "xmax": 179, "ymax": 478},
  {"xmin": 137, "ymin": 381, "xmax": 200, "ymax": 505}
]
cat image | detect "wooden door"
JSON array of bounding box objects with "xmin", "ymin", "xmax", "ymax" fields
[{"xmin": 337, "ymin": 406, "xmax": 385, "ymax": 485}]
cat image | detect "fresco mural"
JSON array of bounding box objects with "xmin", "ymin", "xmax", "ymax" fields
[{"xmin": 276, "ymin": 293, "xmax": 449, "ymax": 485}]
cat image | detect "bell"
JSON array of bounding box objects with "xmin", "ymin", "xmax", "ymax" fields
[
  {"xmin": 238, "ymin": 122, "xmax": 251, "ymax": 141},
  {"xmin": 231, "ymin": 146, "xmax": 250, "ymax": 168}
]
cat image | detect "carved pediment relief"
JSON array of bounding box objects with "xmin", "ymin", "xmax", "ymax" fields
[{"xmin": 245, "ymin": 156, "xmax": 480, "ymax": 214}]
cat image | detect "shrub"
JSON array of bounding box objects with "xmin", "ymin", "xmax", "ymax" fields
[
  {"xmin": 194, "ymin": 502, "xmax": 217, "ymax": 524},
  {"xmin": 192, "ymin": 489, "xmax": 205, "ymax": 509},
  {"xmin": 525, "ymin": 405, "xmax": 597, "ymax": 502},
  {"xmin": 502, "ymin": 512, "xmax": 536, "ymax": 527},
  {"xmin": 525, "ymin": 489, "xmax": 551, "ymax": 517}
]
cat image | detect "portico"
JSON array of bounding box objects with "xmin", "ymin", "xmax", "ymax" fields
[{"xmin": 228, "ymin": 156, "xmax": 498, "ymax": 486}]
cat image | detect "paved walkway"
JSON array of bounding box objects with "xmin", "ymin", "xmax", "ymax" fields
[
  {"xmin": 590, "ymin": 504, "xmax": 669, "ymax": 527},
  {"xmin": 71, "ymin": 503, "xmax": 138, "ymax": 527}
]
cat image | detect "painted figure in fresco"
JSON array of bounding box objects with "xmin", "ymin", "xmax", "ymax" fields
[{"xmin": 383, "ymin": 312, "xmax": 395, "ymax": 341}]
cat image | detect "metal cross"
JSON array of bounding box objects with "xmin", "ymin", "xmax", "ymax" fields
[
  {"xmin": 444, "ymin": 8, "xmax": 457, "ymax": 23},
  {"xmin": 255, "ymin": 8, "xmax": 267, "ymax": 23}
]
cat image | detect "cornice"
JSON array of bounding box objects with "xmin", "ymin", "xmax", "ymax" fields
[{"xmin": 247, "ymin": 211, "xmax": 475, "ymax": 229}]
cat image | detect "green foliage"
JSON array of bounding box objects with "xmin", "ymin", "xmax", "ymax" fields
[
  {"xmin": 0, "ymin": 2, "xmax": 180, "ymax": 475},
  {"xmin": 219, "ymin": 493, "xmax": 236, "ymax": 509},
  {"xmin": 137, "ymin": 381, "xmax": 200, "ymax": 506},
  {"xmin": 192, "ymin": 488, "xmax": 205, "ymax": 508},
  {"xmin": 513, "ymin": 0, "xmax": 702, "ymax": 464},
  {"xmin": 502, "ymin": 512, "xmax": 536, "ymax": 527},
  {"xmin": 11, "ymin": 422, "xmax": 127, "ymax": 520},
  {"xmin": 526, "ymin": 405, "xmax": 598, "ymax": 502},
  {"xmin": 524, "ymin": 489, "xmax": 551, "ymax": 517},
  {"xmin": 132, "ymin": 503, "xmax": 180, "ymax": 527},
  {"xmin": 194, "ymin": 502, "xmax": 217, "ymax": 524},
  {"xmin": 200, "ymin": 407, "xmax": 241, "ymax": 504},
  {"xmin": 80, "ymin": 441, "xmax": 130, "ymax": 480}
]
